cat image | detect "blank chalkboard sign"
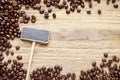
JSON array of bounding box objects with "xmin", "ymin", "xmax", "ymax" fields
[
  {"xmin": 21, "ymin": 27, "xmax": 50, "ymax": 44},
  {"xmin": 21, "ymin": 27, "xmax": 50, "ymax": 80}
]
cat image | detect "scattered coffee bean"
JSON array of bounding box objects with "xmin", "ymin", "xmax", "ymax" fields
[
  {"xmin": 102, "ymin": 58, "xmax": 106, "ymax": 62},
  {"xmin": 112, "ymin": 0, "xmax": 116, "ymax": 4},
  {"xmin": 98, "ymin": 9, "xmax": 102, "ymax": 15},
  {"xmin": 5, "ymin": 50, "xmax": 9, "ymax": 56},
  {"xmin": 10, "ymin": 50, "xmax": 14, "ymax": 56},
  {"xmin": 71, "ymin": 73, "xmax": 76, "ymax": 80},
  {"xmin": 52, "ymin": 13, "xmax": 56, "ymax": 19},
  {"xmin": 66, "ymin": 10, "xmax": 70, "ymax": 14},
  {"xmin": 92, "ymin": 61, "xmax": 96, "ymax": 67},
  {"xmin": 77, "ymin": 8, "xmax": 81, "ymax": 13},
  {"xmin": 39, "ymin": 9, "xmax": 45, "ymax": 14},
  {"xmin": 44, "ymin": 12, "xmax": 49, "ymax": 19},
  {"xmin": 17, "ymin": 55, "xmax": 22, "ymax": 60},
  {"xmin": 25, "ymin": 5, "xmax": 30, "ymax": 9},
  {"xmin": 104, "ymin": 53, "xmax": 108, "ymax": 58},
  {"xmin": 31, "ymin": 15, "xmax": 36, "ymax": 23},
  {"xmin": 48, "ymin": 8, "xmax": 52, "ymax": 13},
  {"xmin": 114, "ymin": 4, "xmax": 118, "ymax": 8},
  {"xmin": 16, "ymin": 46, "xmax": 20, "ymax": 51},
  {"xmin": 87, "ymin": 11, "xmax": 91, "ymax": 14},
  {"xmin": 89, "ymin": 2, "xmax": 93, "ymax": 8}
]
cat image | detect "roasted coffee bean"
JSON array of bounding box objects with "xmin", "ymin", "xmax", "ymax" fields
[
  {"xmin": 115, "ymin": 57, "xmax": 119, "ymax": 62},
  {"xmin": 44, "ymin": 12, "xmax": 49, "ymax": 19},
  {"xmin": 17, "ymin": 55, "xmax": 22, "ymax": 60},
  {"xmin": 89, "ymin": 2, "xmax": 92, "ymax": 8},
  {"xmin": 81, "ymin": 4, "xmax": 85, "ymax": 8},
  {"xmin": 92, "ymin": 62, "xmax": 96, "ymax": 67},
  {"xmin": 8, "ymin": 59, "xmax": 12, "ymax": 64},
  {"xmin": 66, "ymin": 10, "xmax": 70, "ymax": 14},
  {"xmin": 98, "ymin": 9, "xmax": 102, "ymax": 15},
  {"xmin": 16, "ymin": 46, "xmax": 20, "ymax": 51},
  {"xmin": 70, "ymin": 7, "xmax": 75, "ymax": 12},
  {"xmin": 65, "ymin": 4, "xmax": 68, "ymax": 9},
  {"xmin": 31, "ymin": 15, "xmax": 36, "ymax": 23},
  {"xmin": 71, "ymin": 73, "xmax": 76, "ymax": 80},
  {"xmin": 114, "ymin": 4, "xmax": 118, "ymax": 8},
  {"xmin": 106, "ymin": 0, "xmax": 110, "ymax": 5},
  {"xmin": 25, "ymin": 5, "xmax": 30, "ymax": 9},
  {"xmin": 97, "ymin": 0, "xmax": 101, "ymax": 3},
  {"xmin": 10, "ymin": 50, "xmax": 14, "ymax": 56},
  {"xmin": 102, "ymin": 58, "xmax": 106, "ymax": 62},
  {"xmin": 112, "ymin": 0, "xmax": 116, "ymax": 3},
  {"xmin": 48, "ymin": 8, "xmax": 52, "ymax": 13},
  {"xmin": 87, "ymin": 11, "xmax": 91, "ymax": 14},
  {"xmin": 39, "ymin": 9, "xmax": 45, "ymax": 14},
  {"xmin": 31, "ymin": 19, "xmax": 36, "ymax": 23},
  {"xmin": 5, "ymin": 50, "xmax": 9, "ymax": 56},
  {"xmin": 77, "ymin": 8, "xmax": 81, "ymax": 13},
  {"xmin": 31, "ymin": 15, "xmax": 36, "ymax": 20},
  {"xmin": 52, "ymin": 13, "xmax": 56, "ymax": 19},
  {"xmin": 104, "ymin": 53, "xmax": 108, "ymax": 58}
]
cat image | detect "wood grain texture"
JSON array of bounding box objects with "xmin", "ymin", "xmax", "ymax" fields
[{"xmin": 9, "ymin": 0, "xmax": 120, "ymax": 79}]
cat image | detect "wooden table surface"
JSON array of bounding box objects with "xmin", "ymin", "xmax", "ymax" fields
[{"xmin": 9, "ymin": 1, "xmax": 120, "ymax": 79}]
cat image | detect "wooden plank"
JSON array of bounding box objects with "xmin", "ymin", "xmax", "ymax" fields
[{"xmin": 9, "ymin": 1, "xmax": 120, "ymax": 79}]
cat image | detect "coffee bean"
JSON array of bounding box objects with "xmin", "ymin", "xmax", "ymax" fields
[
  {"xmin": 64, "ymin": 4, "xmax": 68, "ymax": 9},
  {"xmin": 87, "ymin": 11, "xmax": 91, "ymax": 14},
  {"xmin": 44, "ymin": 12, "xmax": 49, "ymax": 19},
  {"xmin": 77, "ymin": 8, "xmax": 81, "ymax": 13},
  {"xmin": 16, "ymin": 46, "xmax": 20, "ymax": 51},
  {"xmin": 66, "ymin": 10, "xmax": 70, "ymax": 14},
  {"xmin": 112, "ymin": 0, "xmax": 116, "ymax": 3},
  {"xmin": 92, "ymin": 62, "xmax": 96, "ymax": 67},
  {"xmin": 8, "ymin": 59, "xmax": 12, "ymax": 64},
  {"xmin": 25, "ymin": 5, "xmax": 30, "ymax": 9},
  {"xmin": 48, "ymin": 8, "xmax": 52, "ymax": 13},
  {"xmin": 5, "ymin": 50, "xmax": 9, "ymax": 56},
  {"xmin": 81, "ymin": 4, "xmax": 85, "ymax": 8},
  {"xmin": 106, "ymin": 0, "xmax": 110, "ymax": 5},
  {"xmin": 17, "ymin": 55, "xmax": 22, "ymax": 60},
  {"xmin": 39, "ymin": 9, "xmax": 45, "ymax": 14},
  {"xmin": 70, "ymin": 7, "xmax": 75, "ymax": 12},
  {"xmin": 114, "ymin": 4, "xmax": 118, "ymax": 8},
  {"xmin": 89, "ymin": 2, "xmax": 92, "ymax": 8},
  {"xmin": 52, "ymin": 13, "xmax": 56, "ymax": 19},
  {"xmin": 104, "ymin": 53, "xmax": 108, "ymax": 58},
  {"xmin": 70, "ymin": 73, "xmax": 76, "ymax": 80},
  {"xmin": 31, "ymin": 19, "xmax": 36, "ymax": 23},
  {"xmin": 10, "ymin": 50, "xmax": 14, "ymax": 56},
  {"xmin": 98, "ymin": 9, "xmax": 102, "ymax": 15},
  {"xmin": 102, "ymin": 58, "xmax": 106, "ymax": 62}
]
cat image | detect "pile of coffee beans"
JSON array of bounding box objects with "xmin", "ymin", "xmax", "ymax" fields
[
  {"xmin": 0, "ymin": 0, "xmax": 24, "ymax": 51},
  {"xmin": 15, "ymin": 0, "xmax": 119, "ymax": 19},
  {"xmin": 30, "ymin": 53, "xmax": 120, "ymax": 80},
  {"xmin": 0, "ymin": 51, "xmax": 27, "ymax": 80},
  {"xmin": 30, "ymin": 65, "xmax": 76, "ymax": 80},
  {"xmin": 79, "ymin": 53, "xmax": 120, "ymax": 80}
]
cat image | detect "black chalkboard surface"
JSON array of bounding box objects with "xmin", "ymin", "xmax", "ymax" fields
[{"xmin": 21, "ymin": 27, "xmax": 50, "ymax": 44}]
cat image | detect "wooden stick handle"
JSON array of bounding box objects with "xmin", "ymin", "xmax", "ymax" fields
[{"xmin": 26, "ymin": 42, "xmax": 36, "ymax": 80}]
